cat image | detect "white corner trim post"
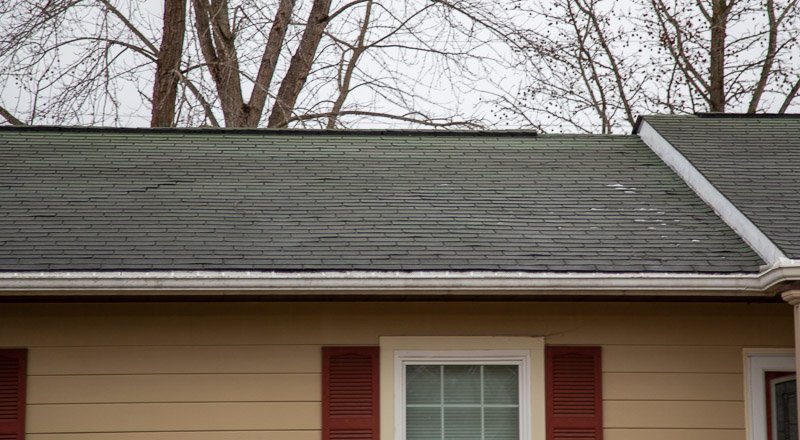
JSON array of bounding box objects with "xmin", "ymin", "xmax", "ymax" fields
[
  {"xmin": 744, "ymin": 348, "xmax": 797, "ymax": 440},
  {"xmin": 780, "ymin": 289, "xmax": 800, "ymax": 437},
  {"xmin": 637, "ymin": 120, "xmax": 787, "ymax": 265}
]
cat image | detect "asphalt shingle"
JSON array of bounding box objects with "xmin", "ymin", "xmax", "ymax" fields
[
  {"xmin": 642, "ymin": 114, "xmax": 800, "ymax": 260},
  {"xmin": 0, "ymin": 127, "xmax": 763, "ymax": 272}
]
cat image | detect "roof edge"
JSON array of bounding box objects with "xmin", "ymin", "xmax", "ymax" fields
[
  {"xmin": 637, "ymin": 119, "xmax": 786, "ymax": 265},
  {"xmin": 0, "ymin": 269, "xmax": 791, "ymax": 299},
  {"xmin": 694, "ymin": 112, "xmax": 800, "ymax": 119},
  {"xmin": 0, "ymin": 125, "xmax": 539, "ymax": 137}
]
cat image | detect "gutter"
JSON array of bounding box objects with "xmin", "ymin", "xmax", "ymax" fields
[{"xmin": 2, "ymin": 262, "xmax": 800, "ymax": 298}]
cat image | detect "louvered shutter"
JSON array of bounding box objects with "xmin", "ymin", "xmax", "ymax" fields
[
  {"xmin": 0, "ymin": 349, "xmax": 26, "ymax": 440},
  {"xmin": 546, "ymin": 346, "xmax": 602, "ymax": 440},
  {"xmin": 322, "ymin": 346, "xmax": 379, "ymax": 440}
]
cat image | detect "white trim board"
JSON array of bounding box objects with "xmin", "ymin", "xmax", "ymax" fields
[
  {"xmin": 638, "ymin": 119, "xmax": 786, "ymax": 265},
  {"xmin": 380, "ymin": 337, "xmax": 545, "ymax": 440},
  {"xmin": 744, "ymin": 350, "xmax": 795, "ymax": 440}
]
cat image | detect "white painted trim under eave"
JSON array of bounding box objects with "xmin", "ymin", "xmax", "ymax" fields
[
  {"xmin": 637, "ymin": 120, "xmax": 786, "ymax": 265},
  {"xmin": 1, "ymin": 266, "xmax": 800, "ymax": 296}
]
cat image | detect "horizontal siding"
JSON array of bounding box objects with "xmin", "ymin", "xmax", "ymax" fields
[
  {"xmin": 28, "ymin": 429, "xmax": 744, "ymax": 440},
  {"xmin": 0, "ymin": 301, "xmax": 792, "ymax": 438},
  {"xmin": 27, "ymin": 433, "xmax": 319, "ymax": 440},
  {"xmin": 603, "ymin": 346, "xmax": 744, "ymax": 373},
  {"xmin": 28, "ymin": 402, "xmax": 319, "ymax": 433},
  {"xmin": 28, "ymin": 345, "xmax": 320, "ymax": 375},
  {"xmin": 28, "ymin": 374, "xmax": 319, "ymax": 404},
  {"xmin": 605, "ymin": 401, "xmax": 744, "ymax": 429},
  {"xmin": 604, "ymin": 429, "xmax": 744, "ymax": 440},
  {"xmin": 603, "ymin": 372, "xmax": 742, "ymax": 401}
]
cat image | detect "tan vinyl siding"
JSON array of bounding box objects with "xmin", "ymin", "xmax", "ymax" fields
[
  {"xmin": 605, "ymin": 401, "xmax": 744, "ymax": 428},
  {"xmin": 28, "ymin": 374, "xmax": 320, "ymax": 404},
  {"xmin": 26, "ymin": 433, "xmax": 319, "ymax": 440},
  {"xmin": 28, "ymin": 402, "xmax": 320, "ymax": 432},
  {"xmin": 604, "ymin": 429, "xmax": 744, "ymax": 440},
  {"xmin": 603, "ymin": 372, "xmax": 743, "ymax": 401},
  {"xmin": 0, "ymin": 300, "xmax": 792, "ymax": 439}
]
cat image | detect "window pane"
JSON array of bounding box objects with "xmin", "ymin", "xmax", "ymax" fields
[
  {"xmin": 484, "ymin": 365, "xmax": 519, "ymax": 404},
  {"xmin": 485, "ymin": 407, "xmax": 519, "ymax": 440},
  {"xmin": 443, "ymin": 365, "xmax": 481, "ymax": 404},
  {"xmin": 407, "ymin": 406, "xmax": 441, "ymax": 440},
  {"xmin": 444, "ymin": 407, "xmax": 481, "ymax": 440},
  {"xmin": 774, "ymin": 379, "xmax": 797, "ymax": 440},
  {"xmin": 405, "ymin": 363, "xmax": 520, "ymax": 440},
  {"xmin": 407, "ymin": 365, "xmax": 441, "ymax": 405}
]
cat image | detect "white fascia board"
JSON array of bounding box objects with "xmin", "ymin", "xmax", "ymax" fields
[
  {"xmin": 0, "ymin": 269, "xmax": 772, "ymax": 297},
  {"xmin": 638, "ymin": 120, "xmax": 786, "ymax": 265},
  {"xmin": 3, "ymin": 262, "xmax": 800, "ymax": 296}
]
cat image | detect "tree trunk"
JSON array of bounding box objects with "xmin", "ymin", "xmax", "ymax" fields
[
  {"xmin": 708, "ymin": 0, "xmax": 728, "ymax": 112},
  {"xmin": 192, "ymin": 0, "xmax": 246, "ymax": 127},
  {"xmin": 150, "ymin": 0, "xmax": 187, "ymax": 127},
  {"xmin": 267, "ymin": 0, "xmax": 332, "ymax": 128},
  {"xmin": 245, "ymin": 0, "xmax": 295, "ymax": 127}
]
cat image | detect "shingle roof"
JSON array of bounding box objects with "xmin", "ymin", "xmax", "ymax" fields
[
  {"xmin": 0, "ymin": 127, "xmax": 763, "ymax": 273},
  {"xmin": 641, "ymin": 114, "xmax": 800, "ymax": 260}
]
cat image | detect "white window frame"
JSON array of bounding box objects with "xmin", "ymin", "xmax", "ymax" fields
[
  {"xmin": 397, "ymin": 350, "xmax": 530, "ymax": 440},
  {"xmin": 744, "ymin": 349, "xmax": 796, "ymax": 440},
  {"xmin": 380, "ymin": 336, "xmax": 545, "ymax": 440}
]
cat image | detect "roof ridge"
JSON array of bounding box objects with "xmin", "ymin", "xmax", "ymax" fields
[
  {"xmin": 0, "ymin": 125, "xmax": 539, "ymax": 137},
  {"xmin": 694, "ymin": 112, "xmax": 800, "ymax": 119}
]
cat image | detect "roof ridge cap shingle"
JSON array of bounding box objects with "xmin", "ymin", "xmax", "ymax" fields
[
  {"xmin": 694, "ymin": 112, "xmax": 800, "ymax": 119},
  {"xmin": 0, "ymin": 125, "xmax": 540, "ymax": 137}
]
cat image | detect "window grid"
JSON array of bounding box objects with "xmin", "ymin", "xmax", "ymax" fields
[{"xmin": 405, "ymin": 364, "xmax": 520, "ymax": 440}]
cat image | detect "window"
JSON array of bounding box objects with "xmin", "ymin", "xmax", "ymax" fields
[
  {"xmin": 403, "ymin": 356, "xmax": 526, "ymax": 440},
  {"xmin": 766, "ymin": 372, "xmax": 797, "ymax": 440},
  {"xmin": 746, "ymin": 350, "xmax": 797, "ymax": 440},
  {"xmin": 380, "ymin": 337, "xmax": 545, "ymax": 440},
  {"xmin": 321, "ymin": 340, "xmax": 602, "ymax": 440}
]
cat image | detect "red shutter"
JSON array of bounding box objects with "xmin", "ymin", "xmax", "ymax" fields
[
  {"xmin": 546, "ymin": 346, "xmax": 602, "ymax": 440},
  {"xmin": 322, "ymin": 346, "xmax": 379, "ymax": 440},
  {"xmin": 0, "ymin": 349, "xmax": 26, "ymax": 440}
]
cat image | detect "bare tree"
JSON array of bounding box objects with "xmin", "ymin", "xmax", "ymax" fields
[
  {"xmin": 0, "ymin": 0, "xmax": 507, "ymax": 128},
  {"xmin": 287, "ymin": 0, "xmax": 514, "ymax": 129},
  {"xmin": 489, "ymin": 0, "xmax": 646, "ymax": 133},
  {"xmin": 495, "ymin": 0, "xmax": 800, "ymax": 133}
]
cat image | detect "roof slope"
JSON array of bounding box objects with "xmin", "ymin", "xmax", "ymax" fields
[
  {"xmin": 642, "ymin": 114, "xmax": 800, "ymax": 260},
  {"xmin": 0, "ymin": 127, "xmax": 762, "ymax": 272}
]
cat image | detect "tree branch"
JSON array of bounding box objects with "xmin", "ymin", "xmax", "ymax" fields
[
  {"xmin": 290, "ymin": 110, "xmax": 482, "ymax": 128},
  {"xmin": 747, "ymin": 0, "xmax": 798, "ymax": 112},
  {"xmin": 175, "ymin": 70, "xmax": 220, "ymax": 126},
  {"xmin": 0, "ymin": 105, "xmax": 25, "ymax": 125},
  {"xmin": 574, "ymin": 0, "xmax": 635, "ymax": 127},
  {"xmin": 96, "ymin": 0, "xmax": 159, "ymax": 55},
  {"xmin": 328, "ymin": 0, "xmax": 369, "ymax": 22},
  {"xmin": 327, "ymin": 0, "xmax": 372, "ymax": 128},
  {"xmin": 779, "ymin": 76, "xmax": 800, "ymax": 113}
]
